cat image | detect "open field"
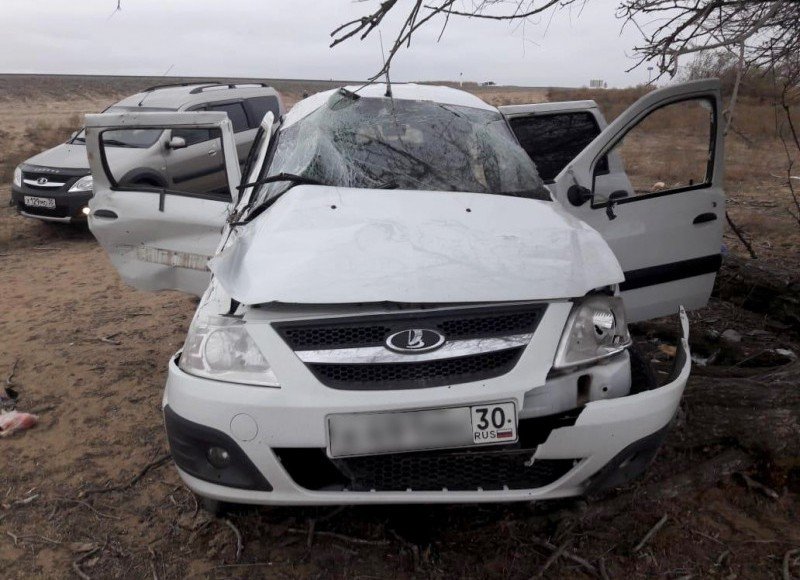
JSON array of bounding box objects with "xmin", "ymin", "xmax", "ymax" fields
[{"xmin": 1, "ymin": 75, "xmax": 799, "ymax": 578}]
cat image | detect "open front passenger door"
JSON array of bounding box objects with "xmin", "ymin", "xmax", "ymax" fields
[
  {"xmin": 85, "ymin": 112, "xmax": 242, "ymax": 297},
  {"xmin": 507, "ymin": 80, "xmax": 725, "ymax": 322}
]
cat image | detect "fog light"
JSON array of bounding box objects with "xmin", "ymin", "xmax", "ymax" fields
[
  {"xmin": 81, "ymin": 206, "xmax": 91, "ymax": 216},
  {"xmin": 207, "ymin": 446, "xmax": 231, "ymax": 468}
]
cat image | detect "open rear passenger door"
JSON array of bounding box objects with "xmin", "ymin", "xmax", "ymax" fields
[
  {"xmin": 506, "ymin": 80, "xmax": 725, "ymax": 322},
  {"xmin": 85, "ymin": 112, "xmax": 241, "ymax": 297}
]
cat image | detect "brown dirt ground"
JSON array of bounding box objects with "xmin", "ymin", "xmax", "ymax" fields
[{"xmin": 1, "ymin": 76, "xmax": 799, "ymax": 579}]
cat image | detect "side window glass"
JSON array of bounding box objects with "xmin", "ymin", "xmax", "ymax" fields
[
  {"xmin": 598, "ymin": 98, "xmax": 714, "ymax": 197},
  {"xmin": 208, "ymin": 102, "xmax": 249, "ymax": 133},
  {"xmin": 172, "ymin": 128, "xmax": 212, "ymax": 147},
  {"xmin": 245, "ymin": 96, "xmax": 281, "ymax": 128},
  {"xmin": 100, "ymin": 127, "xmax": 231, "ymax": 200},
  {"xmin": 509, "ymin": 112, "xmax": 605, "ymax": 182}
]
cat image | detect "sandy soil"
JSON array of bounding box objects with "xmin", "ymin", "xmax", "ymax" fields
[{"xmin": 1, "ymin": 76, "xmax": 798, "ymax": 579}]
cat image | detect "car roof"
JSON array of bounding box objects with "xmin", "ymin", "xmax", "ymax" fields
[
  {"xmin": 113, "ymin": 83, "xmax": 282, "ymax": 111},
  {"xmin": 283, "ymin": 83, "xmax": 496, "ymax": 128}
]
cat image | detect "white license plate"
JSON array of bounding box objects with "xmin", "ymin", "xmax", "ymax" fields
[
  {"xmin": 24, "ymin": 196, "xmax": 56, "ymax": 209},
  {"xmin": 328, "ymin": 402, "xmax": 517, "ymax": 458}
]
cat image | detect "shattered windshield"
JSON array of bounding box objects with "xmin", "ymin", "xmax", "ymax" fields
[{"xmin": 251, "ymin": 94, "xmax": 550, "ymax": 207}]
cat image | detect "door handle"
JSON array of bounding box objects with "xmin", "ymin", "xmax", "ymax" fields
[
  {"xmin": 693, "ymin": 212, "xmax": 717, "ymax": 225},
  {"xmin": 208, "ymin": 149, "xmax": 217, "ymax": 156},
  {"xmin": 93, "ymin": 209, "xmax": 118, "ymax": 219}
]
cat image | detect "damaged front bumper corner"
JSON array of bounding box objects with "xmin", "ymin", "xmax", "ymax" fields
[
  {"xmin": 163, "ymin": 308, "xmax": 692, "ymax": 505},
  {"xmin": 531, "ymin": 306, "xmax": 692, "ymax": 497}
]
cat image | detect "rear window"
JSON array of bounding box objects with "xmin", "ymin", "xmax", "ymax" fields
[
  {"xmin": 246, "ymin": 96, "xmax": 281, "ymax": 128},
  {"xmin": 208, "ymin": 102, "xmax": 249, "ymax": 133},
  {"xmin": 509, "ymin": 111, "xmax": 605, "ymax": 182}
]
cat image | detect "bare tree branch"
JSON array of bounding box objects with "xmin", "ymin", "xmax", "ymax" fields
[{"xmin": 331, "ymin": 0, "xmax": 800, "ymax": 82}]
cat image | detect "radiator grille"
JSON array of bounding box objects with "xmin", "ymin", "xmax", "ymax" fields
[
  {"xmin": 275, "ymin": 304, "xmax": 545, "ymax": 351},
  {"xmin": 309, "ymin": 347, "xmax": 523, "ymax": 390},
  {"xmin": 337, "ymin": 451, "xmax": 576, "ymax": 491}
]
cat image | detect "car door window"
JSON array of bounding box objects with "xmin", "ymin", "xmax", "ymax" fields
[
  {"xmin": 171, "ymin": 128, "xmax": 212, "ymax": 147},
  {"xmin": 593, "ymin": 98, "xmax": 714, "ymax": 199},
  {"xmin": 99, "ymin": 127, "xmax": 231, "ymax": 200},
  {"xmin": 208, "ymin": 102, "xmax": 249, "ymax": 133},
  {"xmin": 509, "ymin": 112, "xmax": 607, "ymax": 182},
  {"xmin": 245, "ymin": 96, "xmax": 281, "ymax": 128}
]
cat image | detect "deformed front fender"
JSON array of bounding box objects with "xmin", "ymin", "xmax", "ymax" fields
[{"xmin": 532, "ymin": 307, "xmax": 691, "ymax": 492}]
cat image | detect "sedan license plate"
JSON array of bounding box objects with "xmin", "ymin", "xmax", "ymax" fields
[
  {"xmin": 24, "ymin": 196, "xmax": 56, "ymax": 209},
  {"xmin": 328, "ymin": 402, "xmax": 517, "ymax": 457}
]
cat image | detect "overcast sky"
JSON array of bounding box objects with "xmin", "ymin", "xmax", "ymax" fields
[{"xmin": 1, "ymin": 0, "xmax": 657, "ymax": 87}]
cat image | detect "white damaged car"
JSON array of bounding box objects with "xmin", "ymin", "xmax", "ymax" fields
[{"xmin": 84, "ymin": 80, "xmax": 724, "ymax": 507}]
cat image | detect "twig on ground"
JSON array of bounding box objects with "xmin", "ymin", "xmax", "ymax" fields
[
  {"xmin": 72, "ymin": 547, "xmax": 100, "ymax": 580},
  {"xmin": 13, "ymin": 494, "xmax": 39, "ymax": 506},
  {"xmin": 148, "ymin": 546, "xmax": 160, "ymax": 580},
  {"xmin": 783, "ymin": 548, "xmax": 800, "ymax": 580},
  {"xmin": 736, "ymin": 472, "xmax": 780, "ymax": 499},
  {"xmin": 537, "ymin": 538, "xmax": 571, "ymax": 576},
  {"xmin": 215, "ymin": 562, "xmax": 273, "ymax": 569},
  {"xmin": 634, "ymin": 514, "xmax": 669, "ymax": 552},
  {"xmin": 223, "ymin": 518, "xmax": 243, "ymax": 561},
  {"xmin": 6, "ymin": 358, "xmax": 18, "ymax": 387},
  {"xmin": 81, "ymin": 453, "xmax": 171, "ymax": 497},
  {"xmin": 690, "ymin": 529, "xmax": 725, "ymax": 546},
  {"xmin": 8, "ymin": 534, "xmax": 61, "ymax": 546},
  {"xmin": 713, "ymin": 549, "xmax": 731, "ymax": 570},
  {"xmin": 306, "ymin": 518, "xmax": 316, "ymax": 548},
  {"xmin": 528, "ymin": 536, "xmax": 598, "ymax": 576},
  {"xmin": 288, "ymin": 528, "xmax": 389, "ymax": 546},
  {"xmin": 726, "ymin": 212, "xmax": 758, "ymax": 259},
  {"xmin": 53, "ymin": 496, "xmax": 120, "ymax": 520},
  {"xmin": 97, "ymin": 333, "xmax": 122, "ymax": 346},
  {"xmin": 599, "ymin": 557, "xmax": 610, "ymax": 580}
]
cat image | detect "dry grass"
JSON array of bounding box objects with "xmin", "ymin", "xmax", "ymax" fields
[{"xmin": 0, "ymin": 117, "xmax": 77, "ymax": 182}]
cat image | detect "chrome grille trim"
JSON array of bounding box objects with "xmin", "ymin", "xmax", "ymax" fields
[
  {"xmin": 296, "ymin": 333, "xmax": 533, "ymax": 364},
  {"xmin": 23, "ymin": 178, "xmax": 65, "ymax": 188}
]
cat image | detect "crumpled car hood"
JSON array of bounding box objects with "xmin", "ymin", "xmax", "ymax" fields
[
  {"xmin": 24, "ymin": 143, "xmax": 89, "ymax": 170},
  {"xmin": 209, "ymin": 186, "xmax": 624, "ymax": 305}
]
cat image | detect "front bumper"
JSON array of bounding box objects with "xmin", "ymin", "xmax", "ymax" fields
[
  {"xmin": 163, "ymin": 311, "xmax": 691, "ymax": 505},
  {"xmin": 11, "ymin": 184, "xmax": 92, "ymax": 223}
]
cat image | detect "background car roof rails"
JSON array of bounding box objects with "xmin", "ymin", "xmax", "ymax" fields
[
  {"xmin": 189, "ymin": 83, "xmax": 273, "ymax": 94},
  {"xmin": 142, "ymin": 81, "xmax": 221, "ymax": 92}
]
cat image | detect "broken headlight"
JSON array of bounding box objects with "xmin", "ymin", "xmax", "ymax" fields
[
  {"xmin": 13, "ymin": 166, "xmax": 22, "ymax": 188},
  {"xmin": 553, "ymin": 295, "xmax": 631, "ymax": 369},
  {"xmin": 179, "ymin": 315, "xmax": 279, "ymax": 387}
]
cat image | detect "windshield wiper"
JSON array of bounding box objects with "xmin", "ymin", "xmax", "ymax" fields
[
  {"xmin": 230, "ymin": 173, "xmax": 327, "ymax": 227},
  {"xmin": 236, "ymin": 172, "xmax": 324, "ymax": 192}
]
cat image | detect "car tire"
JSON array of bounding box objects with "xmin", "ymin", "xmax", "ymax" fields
[{"xmin": 629, "ymin": 343, "xmax": 658, "ymax": 394}]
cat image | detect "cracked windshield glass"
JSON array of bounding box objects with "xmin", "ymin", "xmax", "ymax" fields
[{"xmin": 252, "ymin": 92, "xmax": 551, "ymax": 207}]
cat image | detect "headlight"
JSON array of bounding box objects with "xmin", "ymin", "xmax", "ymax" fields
[
  {"xmin": 179, "ymin": 315, "xmax": 279, "ymax": 387},
  {"xmin": 13, "ymin": 166, "xmax": 22, "ymax": 188},
  {"xmin": 68, "ymin": 175, "xmax": 93, "ymax": 193},
  {"xmin": 553, "ymin": 295, "xmax": 631, "ymax": 369}
]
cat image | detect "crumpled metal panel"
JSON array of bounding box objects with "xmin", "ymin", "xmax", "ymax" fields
[{"xmin": 209, "ymin": 185, "xmax": 624, "ymax": 305}]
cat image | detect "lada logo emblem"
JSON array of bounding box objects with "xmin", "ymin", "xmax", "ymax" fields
[{"xmin": 385, "ymin": 329, "xmax": 446, "ymax": 353}]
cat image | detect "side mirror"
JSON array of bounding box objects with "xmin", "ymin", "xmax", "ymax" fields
[
  {"xmin": 567, "ymin": 184, "xmax": 593, "ymax": 206},
  {"xmin": 166, "ymin": 136, "xmax": 187, "ymax": 150}
]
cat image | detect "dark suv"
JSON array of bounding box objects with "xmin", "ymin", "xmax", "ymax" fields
[{"xmin": 11, "ymin": 82, "xmax": 284, "ymax": 223}]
